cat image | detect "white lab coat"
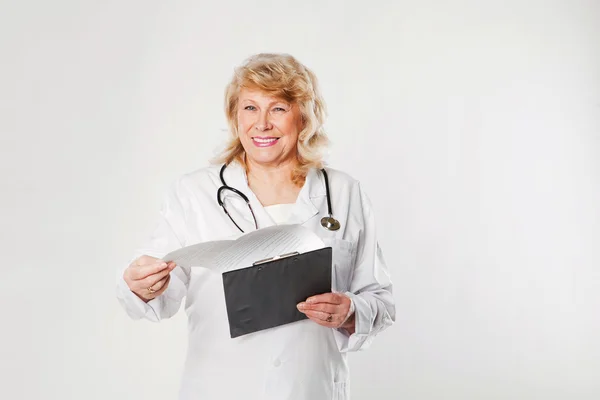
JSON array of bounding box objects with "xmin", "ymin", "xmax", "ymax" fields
[{"xmin": 116, "ymin": 161, "xmax": 395, "ymax": 400}]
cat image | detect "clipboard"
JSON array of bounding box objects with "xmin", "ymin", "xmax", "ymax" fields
[{"xmin": 221, "ymin": 247, "xmax": 332, "ymax": 338}]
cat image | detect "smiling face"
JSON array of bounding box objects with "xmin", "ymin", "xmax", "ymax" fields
[{"xmin": 236, "ymin": 88, "xmax": 303, "ymax": 169}]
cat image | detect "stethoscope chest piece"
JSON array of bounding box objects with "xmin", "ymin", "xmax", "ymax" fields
[{"xmin": 320, "ymin": 216, "xmax": 340, "ymax": 231}]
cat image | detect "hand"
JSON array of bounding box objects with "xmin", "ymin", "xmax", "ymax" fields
[
  {"xmin": 123, "ymin": 255, "xmax": 177, "ymax": 303},
  {"xmin": 297, "ymin": 292, "xmax": 355, "ymax": 333}
]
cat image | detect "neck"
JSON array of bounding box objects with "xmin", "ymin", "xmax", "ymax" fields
[
  {"xmin": 246, "ymin": 157, "xmax": 298, "ymax": 187},
  {"xmin": 245, "ymin": 157, "xmax": 301, "ymax": 206}
]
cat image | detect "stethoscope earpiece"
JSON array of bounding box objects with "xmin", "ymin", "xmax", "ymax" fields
[{"xmin": 320, "ymin": 216, "xmax": 340, "ymax": 231}]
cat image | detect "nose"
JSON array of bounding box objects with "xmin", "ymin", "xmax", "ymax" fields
[{"xmin": 255, "ymin": 110, "xmax": 272, "ymax": 131}]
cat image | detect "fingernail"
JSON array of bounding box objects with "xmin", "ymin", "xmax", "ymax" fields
[
  {"xmin": 306, "ymin": 297, "xmax": 315, "ymax": 303},
  {"xmin": 297, "ymin": 303, "xmax": 305, "ymax": 310},
  {"xmin": 160, "ymin": 262, "xmax": 167, "ymax": 267}
]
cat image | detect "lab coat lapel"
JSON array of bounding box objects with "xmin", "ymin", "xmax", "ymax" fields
[{"xmin": 289, "ymin": 168, "xmax": 326, "ymax": 226}]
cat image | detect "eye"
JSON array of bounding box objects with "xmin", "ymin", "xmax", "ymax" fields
[
  {"xmin": 273, "ymin": 107, "xmax": 287, "ymax": 112},
  {"xmin": 244, "ymin": 105, "xmax": 257, "ymax": 111}
]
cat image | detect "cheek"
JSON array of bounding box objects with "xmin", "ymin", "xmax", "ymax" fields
[
  {"xmin": 281, "ymin": 116, "xmax": 301, "ymax": 139},
  {"xmin": 237, "ymin": 114, "xmax": 252, "ymax": 134}
]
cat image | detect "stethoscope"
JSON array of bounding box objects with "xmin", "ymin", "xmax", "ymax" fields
[{"xmin": 217, "ymin": 163, "xmax": 340, "ymax": 233}]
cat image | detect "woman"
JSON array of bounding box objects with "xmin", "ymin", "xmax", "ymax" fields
[{"xmin": 117, "ymin": 53, "xmax": 395, "ymax": 400}]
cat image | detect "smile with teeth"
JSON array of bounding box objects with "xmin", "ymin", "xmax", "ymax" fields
[{"xmin": 252, "ymin": 136, "xmax": 280, "ymax": 147}]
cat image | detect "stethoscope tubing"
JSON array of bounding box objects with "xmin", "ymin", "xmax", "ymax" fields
[{"xmin": 217, "ymin": 163, "xmax": 339, "ymax": 231}]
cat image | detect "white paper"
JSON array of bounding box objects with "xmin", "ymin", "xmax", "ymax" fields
[{"xmin": 162, "ymin": 224, "xmax": 325, "ymax": 273}]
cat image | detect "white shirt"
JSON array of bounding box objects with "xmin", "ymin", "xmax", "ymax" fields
[
  {"xmin": 116, "ymin": 162, "xmax": 395, "ymax": 400},
  {"xmin": 264, "ymin": 203, "xmax": 295, "ymax": 225}
]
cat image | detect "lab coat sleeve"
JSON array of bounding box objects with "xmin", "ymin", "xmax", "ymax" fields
[
  {"xmin": 334, "ymin": 183, "xmax": 395, "ymax": 352},
  {"xmin": 115, "ymin": 179, "xmax": 190, "ymax": 322}
]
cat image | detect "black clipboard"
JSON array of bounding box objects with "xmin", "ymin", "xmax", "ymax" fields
[{"xmin": 222, "ymin": 247, "xmax": 332, "ymax": 338}]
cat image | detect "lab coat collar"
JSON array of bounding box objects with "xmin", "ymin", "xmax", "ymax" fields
[{"xmin": 222, "ymin": 161, "xmax": 326, "ymax": 228}]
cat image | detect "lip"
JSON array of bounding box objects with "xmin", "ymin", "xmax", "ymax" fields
[{"xmin": 251, "ymin": 136, "xmax": 280, "ymax": 148}]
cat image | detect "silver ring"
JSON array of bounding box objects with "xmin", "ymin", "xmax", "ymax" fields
[{"xmin": 147, "ymin": 286, "xmax": 156, "ymax": 294}]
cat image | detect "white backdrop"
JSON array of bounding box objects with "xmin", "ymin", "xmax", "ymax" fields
[{"xmin": 1, "ymin": 1, "xmax": 599, "ymax": 399}]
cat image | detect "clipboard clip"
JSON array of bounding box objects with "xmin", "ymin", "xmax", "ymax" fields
[{"xmin": 252, "ymin": 251, "xmax": 299, "ymax": 266}]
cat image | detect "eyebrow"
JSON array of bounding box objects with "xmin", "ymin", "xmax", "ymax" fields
[{"xmin": 240, "ymin": 98, "xmax": 290, "ymax": 106}]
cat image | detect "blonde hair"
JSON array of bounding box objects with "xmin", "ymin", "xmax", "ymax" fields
[{"xmin": 213, "ymin": 53, "xmax": 329, "ymax": 185}]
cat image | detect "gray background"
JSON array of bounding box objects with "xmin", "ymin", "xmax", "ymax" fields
[{"xmin": 1, "ymin": 0, "xmax": 599, "ymax": 399}]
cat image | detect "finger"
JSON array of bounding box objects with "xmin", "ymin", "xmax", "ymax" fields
[
  {"xmin": 303, "ymin": 311, "xmax": 339, "ymax": 326},
  {"xmin": 302, "ymin": 309, "xmax": 335, "ymax": 321},
  {"xmin": 130, "ymin": 261, "xmax": 169, "ymax": 280},
  {"xmin": 306, "ymin": 292, "xmax": 345, "ymax": 305},
  {"xmin": 150, "ymin": 274, "xmax": 169, "ymax": 292},
  {"xmin": 151, "ymin": 275, "xmax": 171, "ymax": 297},
  {"xmin": 135, "ymin": 255, "xmax": 159, "ymax": 266},
  {"xmin": 137, "ymin": 266, "xmax": 172, "ymax": 290},
  {"xmin": 135, "ymin": 274, "xmax": 170, "ymax": 300},
  {"xmin": 304, "ymin": 314, "xmax": 331, "ymax": 327},
  {"xmin": 167, "ymin": 261, "xmax": 177, "ymax": 271},
  {"xmin": 297, "ymin": 302, "xmax": 338, "ymax": 314}
]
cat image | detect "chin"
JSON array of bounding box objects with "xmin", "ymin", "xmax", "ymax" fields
[
  {"xmin": 247, "ymin": 153, "xmax": 280, "ymax": 165},
  {"xmin": 245, "ymin": 149, "xmax": 293, "ymax": 166}
]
